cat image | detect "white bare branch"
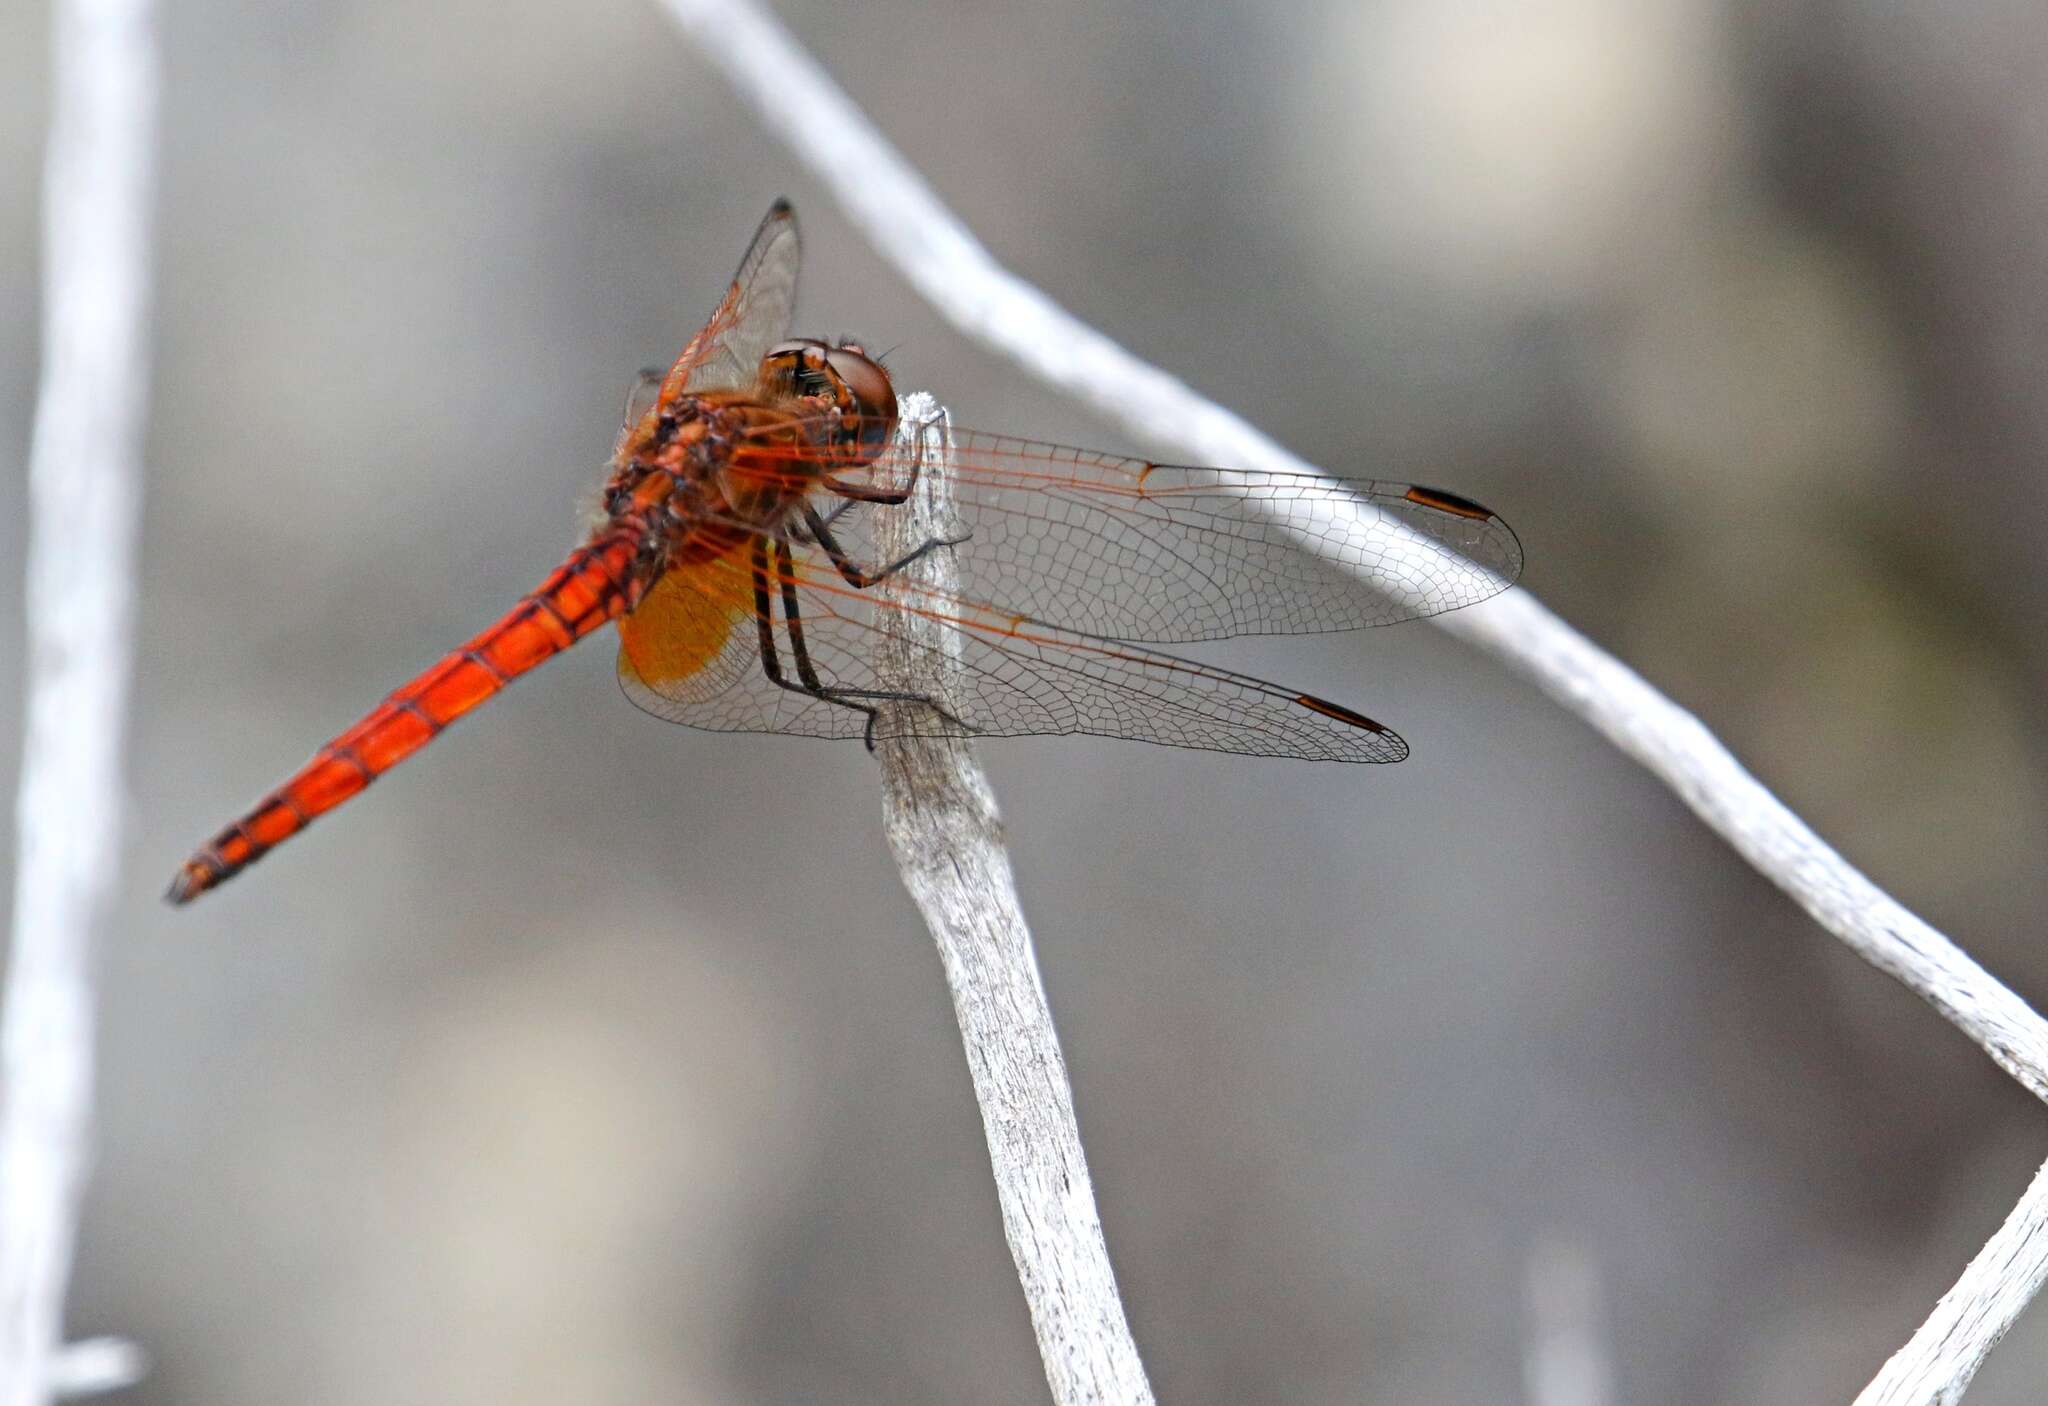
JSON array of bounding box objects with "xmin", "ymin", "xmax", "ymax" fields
[
  {"xmin": 1855, "ymin": 1154, "xmax": 2048, "ymax": 1405},
  {"xmin": 0, "ymin": 0, "xmax": 158, "ymax": 1402},
  {"xmin": 870, "ymin": 398, "xmax": 1156, "ymax": 1406},
  {"xmin": 654, "ymin": 0, "xmax": 2048, "ymax": 1399}
]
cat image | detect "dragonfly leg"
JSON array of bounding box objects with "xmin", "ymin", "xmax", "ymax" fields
[
  {"xmin": 751, "ymin": 538, "xmax": 877, "ymax": 740},
  {"xmin": 799, "ymin": 504, "xmax": 967, "ymax": 590},
  {"xmin": 820, "ymin": 413, "xmax": 933, "ymax": 504},
  {"xmin": 755, "ymin": 538, "xmax": 969, "ymax": 749},
  {"xmin": 784, "ymin": 495, "xmax": 857, "ymax": 544}
]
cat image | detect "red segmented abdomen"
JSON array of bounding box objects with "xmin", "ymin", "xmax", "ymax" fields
[{"xmin": 167, "ymin": 529, "xmax": 644, "ymax": 904}]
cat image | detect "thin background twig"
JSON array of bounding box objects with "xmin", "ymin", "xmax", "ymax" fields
[
  {"xmin": 656, "ymin": 0, "xmax": 2048, "ymax": 1400},
  {"xmin": 0, "ymin": 0, "xmax": 158, "ymax": 1401},
  {"xmin": 1523, "ymin": 1237, "xmax": 1613, "ymax": 1406},
  {"xmin": 873, "ymin": 397, "xmax": 1156, "ymax": 1406}
]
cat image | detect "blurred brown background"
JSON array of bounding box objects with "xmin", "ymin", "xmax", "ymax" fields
[{"xmin": 5, "ymin": 0, "xmax": 2048, "ymax": 1401}]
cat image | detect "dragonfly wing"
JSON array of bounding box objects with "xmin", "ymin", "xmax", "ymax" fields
[
  {"xmin": 863, "ymin": 595, "xmax": 1410, "ymax": 761},
  {"xmin": 614, "ymin": 543, "xmax": 1406, "ymax": 761},
  {"xmin": 660, "ymin": 202, "xmax": 803, "ymax": 400},
  {"xmin": 762, "ymin": 426, "xmax": 1522, "ymax": 644}
]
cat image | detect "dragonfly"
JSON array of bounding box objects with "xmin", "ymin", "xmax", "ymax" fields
[{"xmin": 167, "ymin": 201, "xmax": 1522, "ymax": 904}]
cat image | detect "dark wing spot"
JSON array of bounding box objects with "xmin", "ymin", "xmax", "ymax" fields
[
  {"xmin": 1295, "ymin": 693, "xmax": 1392, "ymax": 733},
  {"xmin": 1404, "ymin": 485, "xmax": 1497, "ymax": 521}
]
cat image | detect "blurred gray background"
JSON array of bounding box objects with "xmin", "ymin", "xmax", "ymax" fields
[{"xmin": 5, "ymin": 0, "xmax": 2048, "ymax": 1401}]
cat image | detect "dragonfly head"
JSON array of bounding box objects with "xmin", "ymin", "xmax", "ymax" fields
[{"xmin": 763, "ymin": 338, "xmax": 897, "ymax": 467}]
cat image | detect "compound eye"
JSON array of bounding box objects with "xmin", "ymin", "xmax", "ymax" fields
[
  {"xmin": 821, "ymin": 349, "xmax": 896, "ymax": 460},
  {"xmin": 821, "ymin": 347, "xmax": 897, "ymax": 459},
  {"xmin": 822, "ymin": 347, "xmax": 894, "ymax": 420}
]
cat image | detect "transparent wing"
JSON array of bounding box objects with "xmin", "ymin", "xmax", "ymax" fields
[
  {"xmin": 658, "ymin": 201, "xmax": 802, "ymax": 400},
  {"xmin": 613, "ymin": 537, "xmax": 1408, "ymax": 762},
  {"xmin": 747, "ymin": 425, "xmax": 1523, "ymax": 645}
]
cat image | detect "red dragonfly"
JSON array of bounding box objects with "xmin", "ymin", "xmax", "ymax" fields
[{"xmin": 168, "ymin": 202, "xmax": 1522, "ymax": 904}]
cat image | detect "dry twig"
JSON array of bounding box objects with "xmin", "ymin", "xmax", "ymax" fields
[
  {"xmin": 871, "ymin": 399, "xmax": 1156, "ymax": 1406},
  {"xmin": 0, "ymin": 0, "xmax": 158, "ymax": 1402}
]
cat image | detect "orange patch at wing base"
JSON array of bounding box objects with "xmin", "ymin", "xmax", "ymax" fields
[{"xmin": 616, "ymin": 552, "xmax": 757, "ymax": 691}]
